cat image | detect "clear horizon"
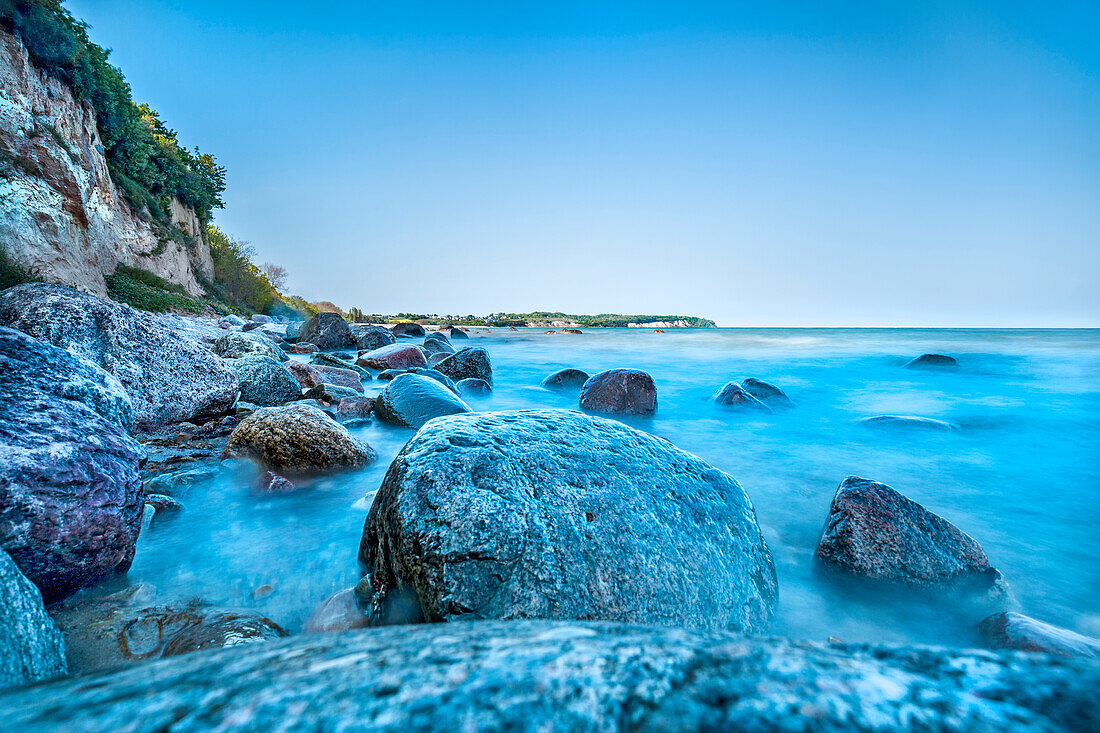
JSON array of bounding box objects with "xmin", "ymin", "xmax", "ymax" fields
[{"xmin": 69, "ymin": 1, "xmax": 1099, "ymax": 327}]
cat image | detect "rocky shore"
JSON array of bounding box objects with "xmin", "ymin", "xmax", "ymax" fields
[{"xmin": 0, "ymin": 282, "xmax": 1096, "ymax": 730}]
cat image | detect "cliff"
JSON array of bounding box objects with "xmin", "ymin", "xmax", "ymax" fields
[{"xmin": 0, "ymin": 30, "xmax": 212, "ymax": 297}]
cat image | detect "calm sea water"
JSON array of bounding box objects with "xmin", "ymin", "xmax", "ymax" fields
[{"xmin": 123, "ymin": 328, "xmax": 1100, "ymax": 647}]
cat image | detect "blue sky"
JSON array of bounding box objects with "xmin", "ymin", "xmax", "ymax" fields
[{"xmin": 69, "ymin": 1, "xmax": 1098, "ymax": 326}]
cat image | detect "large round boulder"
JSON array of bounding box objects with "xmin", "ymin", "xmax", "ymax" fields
[
  {"xmin": 231, "ymin": 355, "xmax": 302, "ymax": 407},
  {"xmin": 0, "ymin": 548, "xmax": 67, "ymax": 688},
  {"xmin": 221, "ymin": 403, "xmax": 376, "ymax": 473},
  {"xmin": 361, "ymin": 409, "xmax": 776, "ymax": 632},
  {"xmin": 433, "ymin": 347, "xmax": 493, "ymax": 386},
  {"xmin": 541, "ymin": 368, "xmax": 589, "ymax": 391},
  {"xmin": 352, "ymin": 325, "xmax": 396, "ymax": 352},
  {"xmin": 373, "ymin": 374, "xmax": 473, "ymax": 429},
  {"xmin": 213, "ymin": 332, "xmax": 287, "ymax": 362},
  {"xmin": 298, "ymin": 313, "xmax": 356, "ymax": 350},
  {"xmin": 712, "ymin": 381, "xmax": 772, "ymax": 412},
  {"xmin": 391, "ymin": 322, "xmax": 426, "ymax": 338},
  {"xmin": 578, "ymin": 368, "xmax": 656, "ymax": 416},
  {"xmin": 421, "ymin": 336, "xmax": 455, "ymax": 356},
  {"xmin": 356, "ymin": 343, "xmax": 427, "ymax": 371},
  {"xmin": 0, "ymin": 327, "xmax": 144, "ymax": 602},
  {"xmin": 0, "ymin": 284, "xmax": 239, "ymax": 428},
  {"xmin": 741, "ymin": 378, "xmax": 793, "ymax": 408}
]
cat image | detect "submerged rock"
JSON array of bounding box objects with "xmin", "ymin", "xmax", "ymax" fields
[
  {"xmin": 0, "ymin": 283, "xmax": 239, "ymax": 428},
  {"xmin": 713, "ymin": 381, "xmax": 772, "ymax": 412},
  {"xmin": 434, "ymin": 347, "xmax": 493, "ymax": 387},
  {"xmin": 579, "ymin": 368, "xmax": 657, "ymax": 416},
  {"xmin": 361, "ymin": 409, "xmax": 776, "ymax": 632},
  {"xmin": 231, "ymin": 355, "xmax": 301, "ymax": 407},
  {"xmin": 741, "ymin": 378, "xmax": 794, "ymax": 408},
  {"xmin": 541, "ymin": 368, "xmax": 589, "ymax": 390},
  {"xmin": 0, "ymin": 327, "xmax": 144, "ymax": 602},
  {"xmin": 213, "ymin": 331, "xmax": 287, "ymax": 362},
  {"xmin": 859, "ymin": 415, "xmax": 960, "ymax": 432},
  {"xmin": 373, "ymin": 374, "xmax": 472, "ymax": 429},
  {"xmin": 815, "ymin": 476, "xmax": 1008, "ymax": 602},
  {"xmin": 9, "ymin": 620, "xmax": 1095, "ymax": 731},
  {"xmin": 298, "ymin": 313, "xmax": 356, "ymax": 350},
  {"xmin": 221, "ymin": 403, "xmax": 377, "ymax": 473},
  {"xmin": 303, "ymin": 580, "xmax": 373, "ymax": 633},
  {"xmin": 456, "ymin": 377, "xmax": 491, "ymax": 396},
  {"xmin": 160, "ymin": 613, "xmax": 286, "ymax": 657},
  {"xmin": 978, "ymin": 612, "xmax": 1100, "ymax": 658},
  {"xmin": 356, "ymin": 343, "xmax": 428, "ymax": 371},
  {"xmin": 352, "ymin": 325, "xmax": 396, "ymax": 352},
  {"xmin": 0, "ymin": 549, "xmax": 66, "ymax": 689},
  {"xmin": 906, "ymin": 353, "xmax": 959, "ymax": 369},
  {"xmin": 391, "ymin": 322, "xmax": 426, "ymax": 338}
]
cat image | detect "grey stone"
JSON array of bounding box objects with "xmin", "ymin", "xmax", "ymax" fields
[
  {"xmin": 978, "ymin": 612, "xmax": 1100, "ymax": 658},
  {"xmin": 741, "ymin": 378, "xmax": 794, "ymax": 408},
  {"xmin": 298, "ymin": 313, "xmax": 356, "ymax": 350},
  {"xmin": 0, "ymin": 549, "xmax": 66, "ymax": 689},
  {"xmin": 391, "ymin": 322, "xmax": 426, "ymax": 337},
  {"xmin": 231, "ymin": 355, "xmax": 301, "ymax": 406},
  {"xmin": 222, "ymin": 403, "xmax": 377, "ymax": 474},
  {"xmin": 434, "ymin": 347, "xmax": 493, "ymax": 387},
  {"xmin": 541, "ymin": 368, "xmax": 589, "ymax": 390},
  {"xmin": 713, "ymin": 381, "xmax": 772, "ymax": 412},
  {"xmin": 579, "ymin": 368, "xmax": 656, "ymax": 416},
  {"xmin": 372, "ymin": 374, "xmax": 472, "ymax": 429},
  {"xmin": 906, "ymin": 353, "xmax": 959, "ymax": 369},
  {"xmin": 859, "ymin": 415, "xmax": 960, "ymax": 432},
  {"xmin": 456, "ymin": 377, "xmax": 491, "ymax": 396},
  {"xmin": 213, "ymin": 331, "xmax": 287, "ymax": 362}
]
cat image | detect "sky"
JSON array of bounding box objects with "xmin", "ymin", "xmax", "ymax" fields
[{"xmin": 68, "ymin": 1, "xmax": 1099, "ymax": 326}]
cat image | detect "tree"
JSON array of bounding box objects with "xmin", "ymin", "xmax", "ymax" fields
[{"xmin": 260, "ymin": 262, "xmax": 288, "ymax": 290}]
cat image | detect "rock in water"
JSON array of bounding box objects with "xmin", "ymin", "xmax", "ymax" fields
[
  {"xmin": 361, "ymin": 409, "xmax": 776, "ymax": 632},
  {"xmin": 978, "ymin": 612, "xmax": 1100, "ymax": 658},
  {"xmin": 422, "ymin": 336, "xmax": 456, "ymax": 356},
  {"xmin": 815, "ymin": 476, "xmax": 1008, "ymax": 600},
  {"xmin": 541, "ymin": 368, "xmax": 589, "ymax": 390},
  {"xmin": 231, "ymin": 355, "xmax": 302, "ymax": 406},
  {"xmin": 287, "ymin": 361, "xmax": 364, "ymax": 392},
  {"xmin": 391, "ymin": 322, "xmax": 426, "ymax": 338},
  {"xmin": 352, "ymin": 325, "xmax": 396, "ymax": 351},
  {"xmin": 221, "ymin": 403, "xmax": 377, "ymax": 473},
  {"xmin": 213, "ymin": 331, "xmax": 288, "ymax": 362},
  {"xmin": 741, "ymin": 378, "xmax": 794, "ymax": 408},
  {"xmin": 456, "ymin": 377, "xmax": 491, "ymax": 396},
  {"xmin": 439, "ymin": 325, "xmax": 468, "ymax": 339},
  {"xmin": 373, "ymin": 374, "xmax": 473, "ymax": 429},
  {"xmin": 859, "ymin": 415, "xmax": 960, "ymax": 432},
  {"xmin": 0, "ymin": 284, "xmax": 239, "ymax": 428},
  {"xmin": 434, "ymin": 347, "xmax": 493, "ymax": 387},
  {"xmin": 0, "ymin": 327, "xmax": 144, "ymax": 602},
  {"xmin": 578, "ymin": 368, "xmax": 657, "ymax": 416},
  {"xmin": 905, "ymin": 353, "xmax": 959, "ymax": 369},
  {"xmin": 0, "ymin": 549, "xmax": 67, "ymax": 688},
  {"xmin": 4, "ymin": 620, "xmax": 1096, "ymax": 731},
  {"xmin": 712, "ymin": 381, "xmax": 772, "ymax": 412},
  {"xmin": 298, "ymin": 313, "xmax": 356, "ymax": 350},
  {"xmin": 356, "ymin": 343, "xmax": 428, "ymax": 371}
]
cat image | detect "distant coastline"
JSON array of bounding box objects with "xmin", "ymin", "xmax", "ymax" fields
[{"xmin": 351, "ymin": 312, "xmax": 717, "ymax": 328}]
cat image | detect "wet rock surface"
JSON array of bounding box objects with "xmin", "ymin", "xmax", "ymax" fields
[
  {"xmin": 541, "ymin": 367, "xmax": 590, "ymax": 390},
  {"xmin": 0, "ymin": 283, "xmax": 239, "ymax": 427},
  {"xmin": 391, "ymin": 321, "xmax": 426, "ymax": 337},
  {"xmin": 231, "ymin": 355, "xmax": 301, "ymax": 406},
  {"xmin": 859, "ymin": 415, "xmax": 960, "ymax": 432},
  {"xmin": 456, "ymin": 377, "xmax": 491, "ymax": 395},
  {"xmin": 978, "ymin": 612, "xmax": 1100, "ymax": 658},
  {"xmin": 579, "ymin": 368, "xmax": 657, "ymax": 416},
  {"xmin": 434, "ymin": 346, "xmax": 494, "ymax": 386},
  {"xmin": 298, "ymin": 313, "xmax": 356, "ymax": 349},
  {"xmin": 422, "ymin": 335, "xmax": 456, "ymax": 356},
  {"xmin": 361, "ymin": 409, "xmax": 776, "ymax": 632},
  {"xmin": 713, "ymin": 381, "xmax": 772, "ymax": 412},
  {"xmin": 0, "ymin": 549, "xmax": 66, "ymax": 688},
  {"xmin": 906, "ymin": 353, "xmax": 959, "ymax": 369},
  {"xmin": 221, "ymin": 403, "xmax": 377, "ymax": 473},
  {"xmin": 286, "ymin": 361, "xmax": 364, "ymax": 393},
  {"xmin": 356, "ymin": 343, "xmax": 428, "ymax": 371},
  {"xmin": 303, "ymin": 581, "xmax": 373, "ymax": 633},
  {"xmin": 352, "ymin": 325, "xmax": 396, "ymax": 351},
  {"xmin": 741, "ymin": 378, "xmax": 794, "ymax": 408},
  {"xmin": 213, "ymin": 331, "xmax": 287, "ymax": 362},
  {"xmin": 3, "ymin": 620, "xmax": 1096, "ymax": 732},
  {"xmin": 372, "ymin": 373, "xmax": 472, "ymax": 429}
]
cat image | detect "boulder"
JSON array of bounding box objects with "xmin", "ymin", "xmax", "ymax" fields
[
  {"xmin": 284, "ymin": 321, "xmax": 304, "ymax": 340},
  {"xmin": 286, "ymin": 362, "xmax": 364, "ymax": 392},
  {"xmin": 741, "ymin": 378, "xmax": 794, "ymax": 408},
  {"xmin": 372, "ymin": 374, "xmax": 473, "ymax": 429},
  {"xmin": 336, "ymin": 397, "xmax": 374, "ymax": 421},
  {"xmin": 0, "ymin": 549, "xmax": 66, "ymax": 689},
  {"xmin": 438, "ymin": 325, "xmax": 469, "ymax": 339},
  {"xmin": 815, "ymin": 477, "xmax": 1008, "ymax": 601},
  {"xmin": 213, "ymin": 331, "xmax": 288, "ymax": 362},
  {"xmin": 309, "ymin": 352, "xmax": 372, "ymax": 380},
  {"xmin": 456, "ymin": 377, "xmax": 491, "ymax": 396},
  {"xmin": 391, "ymin": 322, "xmax": 426, "ymax": 338},
  {"xmin": 249, "ymin": 314, "xmax": 273, "ymax": 324},
  {"xmin": 406, "ymin": 367, "xmax": 458, "ymax": 393},
  {"xmin": 3, "ymin": 620, "xmax": 1097, "ymax": 731},
  {"xmin": 303, "ymin": 383, "xmax": 361, "ymax": 404},
  {"xmin": 541, "ymin": 368, "xmax": 589, "ymax": 390},
  {"xmin": 231, "ymin": 355, "xmax": 301, "ymax": 407},
  {"xmin": 352, "ymin": 325, "xmax": 396, "ymax": 352},
  {"xmin": 218, "ymin": 314, "xmax": 245, "ymax": 329},
  {"xmin": 905, "ymin": 353, "xmax": 958, "ymax": 369},
  {"xmin": 303, "ymin": 580, "xmax": 373, "ymax": 633},
  {"xmin": 978, "ymin": 612, "xmax": 1100, "ymax": 658},
  {"xmin": 356, "ymin": 343, "xmax": 427, "ymax": 371},
  {"xmin": 0, "ymin": 284, "xmax": 239, "ymax": 428},
  {"xmin": 221, "ymin": 404, "xmax": 377, "ymax": 473},
  {"xmin": 240, "ymin": 322, "xmax": 263, "ymax": 332},
  {"xmin": 859, "ymin": 415, "xmax": 960, "ymax": 432},
  {"xmin": 578, "ymin": 368, "xmax": 656, "ymax": 416},
  {"xmin": 434, "ymin": 347, "xmax": 493, "ymax": 386},
  {"xmin": 298, "ymin": 313, "xmax": 356, "ymax": 350},
  {"xmin": 253, "ymin": 471, "xmax": 296, "ymax": 495},
  {"xmin": 0, "ymin": 327, "xmax": 144, "ymax": 602},
  {"xmin": 422, "ymin": 336, "xmax": 456, "ymax": 356},
  {"xmin": 143, "ymin": 466, "xmax": 219, "ymax": 499},
  {"xmin": 712, "ymin": 381, "xmax": 772, "ymax": 412},
  {"xmin": 361, "ymin": 409, "xmax": 776, "ymax": 632},
  {"xmin": 291, "ymin": 342, "xmax": 318, "ymax": 354},
  {"xmin": 427, "ymin": 353, "xmax": 450, "ymax": 367}
]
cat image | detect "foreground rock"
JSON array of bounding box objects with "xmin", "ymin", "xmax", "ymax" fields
[
  {"xmin": 859, "ymin": 415, "xmax": 960, "ymax": 432},
  {"xmin": 0, "ymin": 327, "xmax": 144, "ymax": 602},
  {"xmin": 298, "ymin": 313, "xmax": 356, "ymax": 349},
  {"xmin": 356, "ymin": 343, "xmax": 427, "ymax": 371},
  {"xmin": 373, "ymin": 374, "xmax": 472, "ymax": 429},
  {"xmin": 361, "ymin": 409, "xmax": 775, "ymax": 631},
  {"xmin": 712, "ymin": 381, "xmax": 771, "ymax": 412},
  {"xmin": 231, "ymin": 355, "xmax": 302, "ymax": 406},
  {"xmin": 578, "ymin": 368, "xmax": 657, "ymax": 416},
  {"xmin": 0, "ymin": 549, "xmax": 66, "ymax": 688},
  {"xmin": 0, "ymin": 284, "xmax": 239, "ymax": 427},
  {"xmin": 906, "ymin": 353, "xmax": 959, "ymax": 369},
  {"xmin": 222, "ymin": 404, "xmax": 376, "ymax": 473},
  {"xmin": 978, "ymin": 612, "xmax": 1100, "ymax": 658},
  {"xmin": 3, "ymin": 620, "xmax": 1096, "ymax": 731},
  {"xmin": 815, "ymin": 477, "xmax": 1008, "ymax": 603},
  {"xmin": 741, "ymin": 378, "xmax": 794, "ymax": 408},
  {"xmin": 434, "ymin": 347, "xmax": 494, "ymax": 386},
  {"xmin": 212, "ymin": 331, "xmax": 288, "ymax": 361},
  {"xmin": 541, "ymin": 368, "xmax": 589, "ymax": 390}
]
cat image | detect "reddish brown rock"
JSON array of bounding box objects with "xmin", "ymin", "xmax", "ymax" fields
[
  {"xmin": 579, "ymin": 368, "xmax": 657, "ymax": 416},
  {"xmin": 355, "ymin": 344, "xmax": 427, "ymax": 371}
]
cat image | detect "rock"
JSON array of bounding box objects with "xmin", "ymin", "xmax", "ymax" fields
[
  {"xmin": 240, "ymin": 321, "xmax": 262, "ymax": 332},
  {"xmin": 422, "ymin": 336, "xmax": 456, "ymax": 356},
  {"xmin": 559, "ymin": 328, "xmax": 583, "ymax": 334},
  {"xmin": 286, "ymin": 361, "xmax": 364, "ymax": 393},
  {"xmin": 741, "ymin": 378, "xmax": 794, "ymax": 408},
  {"xmin": 352, "ymin": 325, "xmax": 396, "ymax": 352},
  {"xmin": 391, "ymin": 322, "xmax": 426, "ymax": 338},
  {"xmin": 859, "ymin": 415, "xmax": 960, "ymax": 432},
  {"xmin": 356, "ymin": 343, "xmax": 427, "ymax": 371},
  {"xmin": 978, "ymin": 612, "xmax": 1100, "ymax": 658},
  {"xmin": 221, "ymin": 404, "xmax": 377, "ymax": 474},
  {"xmin": 406, "ymin": 367, "xmax": 458, "ymax": 393},
  {"xmin": 4, "ymin": 620, "xmax": 1098, "ymax": 731},
  {"xmin": 427, "ymin": 353, "xmax": 450, "ymax": 367},
  {"xmin": 578, "ymin": 368, "xmax": 657, "ymax": 416},
  {"xmin": 0, "ymin": 284, "xmax": 240, "ymax": 428},
  {"xmin": 160, "ymin": 613, "xmax": 286, "ymax": 657},
  {"xmin": 815, "ymin": 477, "xmax": 1008, "ymax": 602},
  {"xmin": 372, "ymin": 374, "xmax": 473, "ymax": 429},
  {"xmin": 713, "ymin": 381, "xmax": 772, "ymax": 412},
  {"xmin": 253, "ymin": 471, "xmax": 296, "ymax": 495},
  {"xmin": 291, "ymin": 342, "xmax": 318, "ymax": 354},
  {"xmin": 218, "ymin": 314, "xmax": 245, "ymax": 329},
  {"xmin": 0, "ymin": 327, "xmax": 144, "ymax": 602},
  {"xmin": 376, "ymin": 369, "xmax": 402, "ymax": 381},
  {"xmin": 213, "ymin": 331, "xmax": 288, "ymax": 362},
  {"xmin": 284, "ymin": 321, "xmax": 304, "ymax": 340},
  {"xmin": 303, "ymin": 383, "xmax": 361, "ymax": 404},
  {"xmin": 309, "ymin": 352, "xmax": 371, "ymax": 380},
  {"xmin": 439, "ymin": 325, "xmax": 469, "ymax": 339},
  {"xmin": 303, "ymin": 580, "xmax": 373, "ymax": 633},
  {"xmin": 541, "ymin": 368, "xmax": 590, "ymax": 390},
  {"xmin": 142, "ymin": 494, "xmax": 183, "ymax": 524},
  {"xmin": 231, "ymin": 355, "xmax": 302, "ymax": 407},
  {"xmin": 433, "ymin": 347, "xmax": 493, "ymax": 387},
  {"xmin": 361, "ymin": 409, "xmax": 776, "ymax": 631},
  {"xmin": 456, "ymin": 377, "xmax": 491, "ymax": 396},
  {"xmin": 0, "ymin": 549, "xmax": 66, "ymax": 689},
  {"xmin": 335, "ymin": 397, "xmax": 374, "ymax": 421},
  {"xmin": 143, "ymin": 466, "xmax": 218, "ymax": 499},
  {"xmin": 249, "ymin": 314, "xmax": 272, "ymax": 324},
  {"xmin": 906, "ymin": 353, "xmax": 958, "ymax": 369},
  {"xmin": 298, "ymin": 313, "xmax": 356, "ymax": 350}
]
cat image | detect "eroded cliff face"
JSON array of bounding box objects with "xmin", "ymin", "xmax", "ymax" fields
[{"xmin": 0, "ymin": 31, "xmax": 213, "ymax": 297}]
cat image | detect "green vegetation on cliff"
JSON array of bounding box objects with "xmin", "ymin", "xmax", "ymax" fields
[{"xmin": 343, "ymin": 311, "xmax": 716, "ymax": 327}]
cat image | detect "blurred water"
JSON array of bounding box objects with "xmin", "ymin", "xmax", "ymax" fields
[{"xmin": 124, "ymin": 328, "xmax": 1100, "ymax": 646}]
